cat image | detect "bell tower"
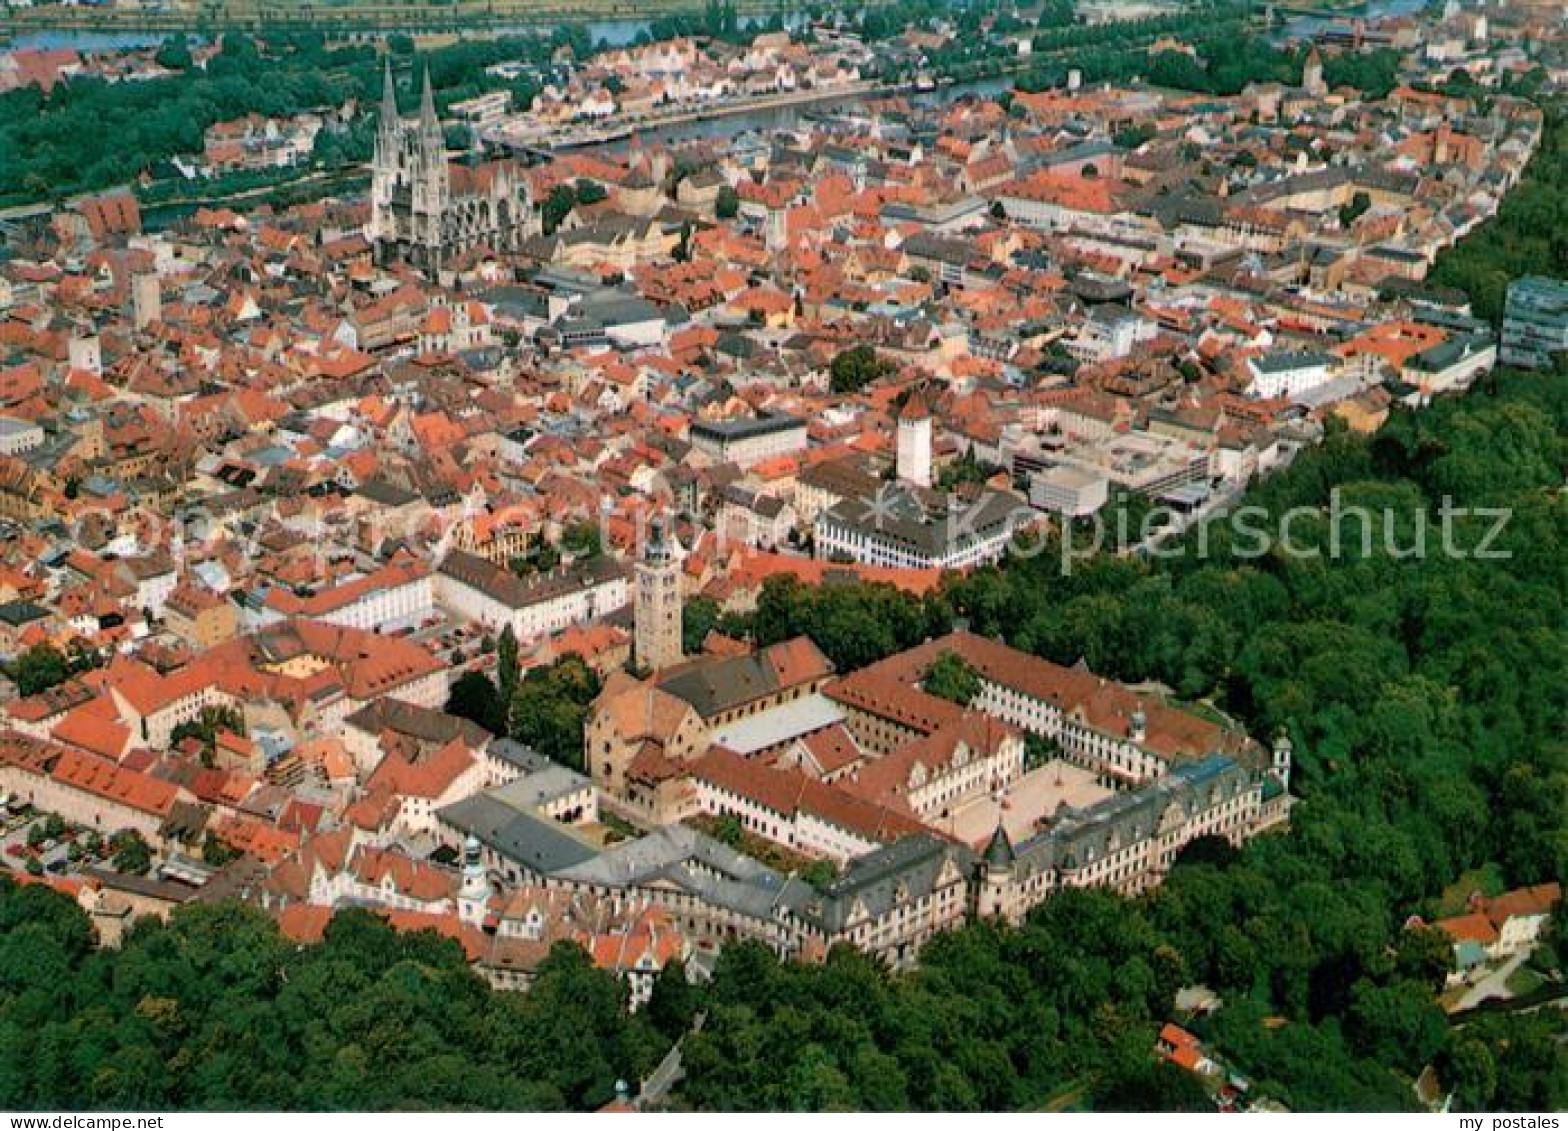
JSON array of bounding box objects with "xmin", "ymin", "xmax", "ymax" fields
[
  {"xmin": 457, "ymin": 834, "xmax": 492, "ymax": 927},
  {"xmin": 896, "ymin": 387, "xmax": 933, "ymax": 488},
  {"xmin": 370, "ymin": 59, "xmax": 399, "ymax": 253},
  {"xmin": 410, "ymin": 65, "xmax": 449, "ymax": 269},
  {"xmin": 635, "ymin": 515, "xmax": 683, "ymax": 675}
]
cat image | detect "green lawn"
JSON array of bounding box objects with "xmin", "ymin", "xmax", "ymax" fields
[
  {"xmin": 1505, "ymin": 965, "xmax": 1546, "ymax": 998},
  {"xmin": 1433, "ymin": 863, "xmax": 1506, "ymax": 918}
]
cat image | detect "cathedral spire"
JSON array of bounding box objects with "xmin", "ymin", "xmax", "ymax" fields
[
  {"xmin": 419, "ymin": 64, "xmax": 438, "ymax": 130},
  {"xmin": 380, "ymin": 56, "xmax": 398, "ymax": 124}
]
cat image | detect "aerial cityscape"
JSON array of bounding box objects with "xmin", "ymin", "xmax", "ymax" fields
[{"xmin": 0, "ymin": 0, "xmax": 1562, "ymax": 1115}]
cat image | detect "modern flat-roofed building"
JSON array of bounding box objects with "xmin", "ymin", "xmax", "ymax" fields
[
  {"xmin": 1029, "ymin": 465, "xmax": 1110, "ymax": 517},
  {"xmin": 1501, "ymin": 276, "xmax": 1568, "ymax": 369},
  {"xmin": 690, "ymin": 413, "xmax": 807, "ymax": 469}
]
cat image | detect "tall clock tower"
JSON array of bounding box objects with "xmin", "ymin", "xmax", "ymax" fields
[{"xmin": 635, "ymin": 515, "xmax": 682, "ymax": 674}]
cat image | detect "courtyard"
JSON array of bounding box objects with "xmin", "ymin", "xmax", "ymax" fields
[{"xmin": 939, "ymin": 759, "xmax": 1115, "ymax": 849}]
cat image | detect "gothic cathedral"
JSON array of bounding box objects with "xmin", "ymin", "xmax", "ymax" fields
[{"xmin": 368, "ymin": 62, "xmax": 539, "ymax": 273}]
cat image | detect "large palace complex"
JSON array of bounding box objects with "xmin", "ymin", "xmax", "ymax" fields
[{"xmin": 428, "ymin": 555, "xmax": 1293, "ymax": 967}]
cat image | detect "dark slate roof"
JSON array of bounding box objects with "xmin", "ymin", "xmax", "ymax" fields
[
  {"xmin": 690, "ymin": 412, "xmax": 806, "ymax": 442},
  {"xmin": 797, "ymin": 834, "xmax": 976, "ymax": 934},
  {"xmin": 437, "ymin": 790, "xmax": 600, "ymax": 876},
  {"xmin": 345, "ymin": 697, "xmax": 493, "ymax": 744},
  {"xmin": 657, "ymin": 652, "xmax": 786, "ymax": 719}
]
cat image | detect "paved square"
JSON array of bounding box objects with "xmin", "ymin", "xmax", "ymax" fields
[{"xmin": 940, "ymin": 760, "xmax": 1116, "ymax": 848}]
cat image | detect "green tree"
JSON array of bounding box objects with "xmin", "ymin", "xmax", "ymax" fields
[
  {"xmin": 446, "ymin": 670, "xmax": 505, "ymax": 734},
  {"xmin": 923, "ymin": 651, "xmax": 981, "ymax": 706},
  {"xmin": 561, "ymin": 521, "xmax": 603, "ymax": 559},
  {"xmin": 109, "ymin": 830, "xmax": 152, "ymax": 876},
  {"xmin": 155, "ymin": 37, "xmax": 193, "ymax": 70},
  {"xmin": 828, "ymin": 344, "xmax": 894, "ymax": 395},
  {"xmin": 1345, "ymin": 980, "xmax": 1449, "ymax": 1075},
  {"xmin": 543, "ymin": 184, "xmax": 577, "ymax": 235},
  {"xmin": 1339, "ymin": 190, "xmax": 1372, "ymax": 228},
  {"xmin": 8, "ymin": 644, "xmax": 69, "ymax": 697},
  {"xmin": 508, "ymin": 654, "xmax": 601, "ymax": 771},
  {"xmin": 497, "ymin": 624, "xmax": 521, "ymax": 705},
  {"xmin": 682, "ymin": 595, "xmax": 723, "ymax": 654},
  {"xmin": 646, "ymin": 959, "xmax": 698, "ymax": 1041},
  {"xmin": 1393, "ymin": 925, "xmax": 1454, "ymax": 992},
  {"xmin": 1442, "ymin": 1036, "xmax": 1497, "ymax": 1111},
  {"xmin": 201, "ymin": 830, "xmax": 241, "ymax": 867}
]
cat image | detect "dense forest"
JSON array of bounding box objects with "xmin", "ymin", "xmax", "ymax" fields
[
  {"xmin": 0, "ymin": 891, "xmax": 663, "ymax": 1109},
  {"xmin": 1432, "ymin": 103, "xmax": 1568, "ymax": 322}
]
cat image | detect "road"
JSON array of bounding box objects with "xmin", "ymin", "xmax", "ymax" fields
[
  {"xmin": 1126, "ymin": 479, "xmax": 1248, "ymax": 558},
  {"xmin": 489, "ymin": 80, "xmax": 889, "ymax": 153},
  {"xmin": 1456, "ymin": 951, "xmax": 1530, "ymax": 1012},
  {"xmin": 637, "ymin": 1010, "xmax": 704, "ymax": 1110}
]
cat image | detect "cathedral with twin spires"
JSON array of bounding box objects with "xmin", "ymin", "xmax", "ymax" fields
[{"xmin": 368, "ymin": 61, "xmax": 539, "ymax": 273}]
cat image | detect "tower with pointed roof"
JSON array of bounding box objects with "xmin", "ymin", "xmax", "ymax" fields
[
  {"xmin": 369, "ymin": 59, "xmax": 401, "ymax": 248},
  {"xmin": 411, "ymin": 66, "xmax": 449, "ymax": 245},
  {"xmin": 634, "ymin": 514, "xmax": 682, "ymax": 675},
  {"xmin": 976, "ymin": 820, "xmax": 1017, "ymax": 921}
]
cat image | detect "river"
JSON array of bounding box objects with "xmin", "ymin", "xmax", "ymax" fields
[
  {"xmin": 5, "ymin": 14, "xmax": 802, "ymax": 52},
  {"xmin": 10, "ymin": 0, "xmax": 1436, "ymax": 54},
  {"xmin": 593, "ymin": 75, "xmax": 1016, "ymax": 152},
  {"xmin": 1275, "ymin": 0, "xmax": 1430, "ymax": 42}
]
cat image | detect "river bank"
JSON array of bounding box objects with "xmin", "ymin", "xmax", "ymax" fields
[{"xmin": 2, "ymin": 5, "xmax": 803, "ymax": 46}]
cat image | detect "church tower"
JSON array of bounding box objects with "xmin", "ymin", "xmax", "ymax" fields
[
  {"xmin": 370, "ymin": 61, "xmax": 453, "ymax": 272},
  {"xmin": 1303, "ymin": 47, "xmax": 1326, "ymax": 98},
  {"xmin": 411, "ymin": 66, "xmax": 450, "ymax": 269},
  {"xmin": 896, "ymin": 388, "xmax": 933, "ymax": 488},
  {"xmin": 457, "ymin": 834, "xmax": 492, "ymax": 927},
  {"xmin": 635, "ymin": 515, "xmax": 682, "ymax": 675},
  {"xmin": 370, "ymin": 59, "xmax": 399, "ymax": 249}
]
